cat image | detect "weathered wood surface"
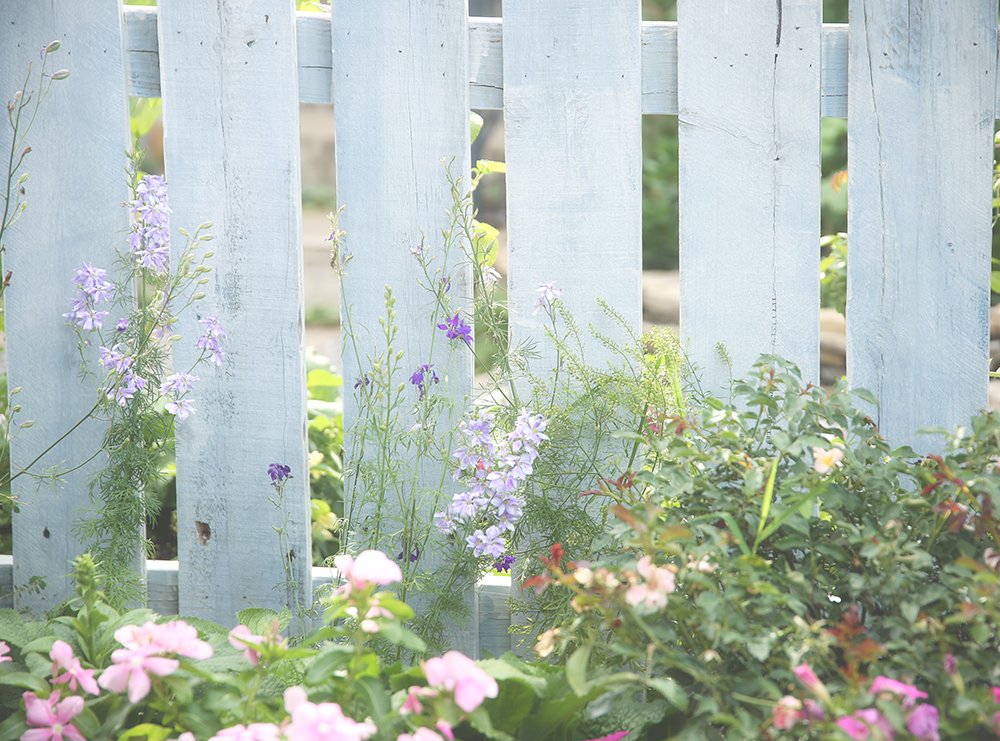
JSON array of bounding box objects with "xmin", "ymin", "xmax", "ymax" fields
[
  {"xmin": 158, "ymin": 0, "xmax": 311, "ymax": 625},
  {"xmin": 0, "ymin": 1, "xmax": 131, "ymax": 612},
  {"xmin": 846, "ymin": 0, "xmax": 995, "ymax": 448},
  {"xmin": 331, "ymin": 0, "xmax": 477, "ymax": 654},
  {"xmin": 121, "ymin": 8, "xmax": 969, "ymax": 119},
  {"xmin": 677, "ymin": 0, "xmax": 821, "ymax": 394},
  {"xmin": 503, "ymin": 0, "xmax": 643, "ymax": 372}
]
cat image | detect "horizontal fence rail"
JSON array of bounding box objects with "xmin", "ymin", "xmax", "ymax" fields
[{"xmin": 122, "ymin": 8, "xmax": 1000, "ymax": 119}]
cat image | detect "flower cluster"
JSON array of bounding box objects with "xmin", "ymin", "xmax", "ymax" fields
[
  {"xmin": 128, "ymin": 174, "xmax": 171, "ymax": 273},
  {"xmin": 532, "ymin": 281, "xmax": 562, "ymax": 315},
  {"xmin": 99, "ymin": 345, "xmax": 148, "ymax": 407},
  {"xmin": 399, "ymin": 650, "xmax": 499, "ymax": 739},
  {"xmin": 208, "ymin": 687, "xmax": 376, "ymax": 741},
  {"xmin": 64, "ymin": 263, "xmax": 113, "ymax": 330},
  {"xmin": 161, "ymin": 370, "xmax": 198, "ymax": 420},
  {"xmin": 333, "ymin": 550, "xmax": 404, "ymax": 633},
  {"xmin": 197, "ymin": 316, "xmax": 227, "ymax": 366},
  {"xmin": 623, "ymin": 555, "xmax": 677, "ymax": 612},
  {"xmin": 433, "ymin": 410, "xmax": 548, "ymax": 558},
  {"xmin": 436, "ymin": 312, "xmax": 472, "ymax": 345},
  {"xmin": 409, "ymin": 363, "xmax": 439, "ymax": 399}
]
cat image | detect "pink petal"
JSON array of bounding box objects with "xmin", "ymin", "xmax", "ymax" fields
[
  {"xmin": 128, "ymin": 668, "xmax": 152, "ymax": 703},
  {"xmin": 98, "ymin": 663, "xmax": 130, "ymax": 694},
  {"xmin": 49, "ymin": 640, "xmax": 74, "ymax": 669}
]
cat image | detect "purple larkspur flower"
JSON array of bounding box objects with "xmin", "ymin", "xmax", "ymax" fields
[
  {"xmin": 459, "ymin": 415, "xmax": 494, "ymax": 446},
  {"xmin": 267, "ymin": 463, "xmax": 292, "ymax": 483},
  {"xmin": 447, "ymin": 490, "xmax": 482, "ymax": 521},
  {"xmin": 160, "ymin": 372, "xmax": 199, "ymax": 396},
  {"xmin": 165, "ymin": 398, "xmax": 195, "ymax": 420},
  {"xmin": 354, "ymin": 375, "xmax": 370, "ymax": 390},
  {"xmin": 116, "ymin": 317, "xmax": 129, "ymax": 333},
  {"xmin": 409, "ymin": 363, "xmax": 439, "ymax": 399},
  {"xmin": 108, "ymin": 372, "xmax": 147, "ymax": 406},
  {"xmin": 433, "ymin": 511, "xmax": 456, "ymax": 534},
  {"xmin": 493, "ymin": 555, "xmax": 515, "ymax": 573},
  {"xmin": 436, "ymin": 312, "xmax": 472, "ymax": 344},
  {"xmin": 98, "ymin": 346, "xmax": 133, "ymax": 374},
  {"xmin": 467, "ymin": 525, "xmax": 505, "ymax": 559},
  {"xmin": 395, "ymin": 547, "xmax": 420, "ymax": 564},
  {"xmin": 197, "ymin": 317, "xmax": 226, "ymax": 366},
  {"xmin": 129, "ymin": 175, "xmax": 171, "ymax": 273},
  {"xmin": 65, "ymin": 264, "xmax": 114, "ymax": 331}
]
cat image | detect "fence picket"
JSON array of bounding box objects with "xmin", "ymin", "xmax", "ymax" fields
[
  {"xmin": 330, "ymin": 1, "xmax": 477, "ymax": 654},
  {"xmin": 677, "ymin": 0, "xmax": 821, "ymax": 395},
  {"xmin": 158, "ymin": 0, "xmax": 311, "ymax": 625},
  {"xmin": 503, "ymin": 0, "xmax": 643, "ymax": 374},
  {"xmin": 0, "ymin": 2, "xmax": 131, "ymax": 612},
  {"xmin": 847, "ymin": 1, "xmax": 995, "ymax": 448}
]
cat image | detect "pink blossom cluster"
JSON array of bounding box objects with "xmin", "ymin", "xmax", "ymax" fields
[
  {"xmin": 399, "ymin": 650, "xmax": 499, "ymax": 738},
  {"xmin": 334, "ymin": 550, "xmax": 403, "ymax": 595},
  {"xmin": 207, "ymin": 687, "xmax": 376, "ymax": 741},
  {"xmin": 624, "ymin": 555, "xmax": 676, "ymax": 611}
]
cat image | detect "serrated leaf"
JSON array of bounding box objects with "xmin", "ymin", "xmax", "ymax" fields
[{"xmin": 645, "ymin": 676, "xmax": 688, "ymax": 710}]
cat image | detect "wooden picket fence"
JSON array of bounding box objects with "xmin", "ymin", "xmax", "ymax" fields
[{"xmin": 0, "ymin": 1, "xmax": 996, "ymax": 657}]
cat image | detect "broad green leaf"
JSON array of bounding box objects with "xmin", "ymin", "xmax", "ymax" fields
[
  {"xmin": 305, "ymin": 644, "xmax": 353, "ymax": 685},
  {"xmin": 566, "ymin": 644, "xmax": 590, "ymax": 696},
  {"xmin": 645, "ymin": 676, "xmax": 688, "ymax": 711},
  {"xmin": 476, "ymin": 159, "xmax": 506, "ymax": 175},
  {"xmin": 378, "ymin": 620, "xmax": 426, "ymax": 653},
  {"xmin": 118, "ymin": 724, "xmax": 172, "ymax": 741},
  {"xmin": 0, "ymin": 671, "xmax": 47, "ymax": 692},
  {"xmin": 470, "ymin": 112, "xmax": 484, "ymax": 144}
]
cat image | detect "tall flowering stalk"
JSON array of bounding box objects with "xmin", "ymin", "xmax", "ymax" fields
[{"xmin": 65, "ymin": 156, "xmax": 221, "ymax": 606}]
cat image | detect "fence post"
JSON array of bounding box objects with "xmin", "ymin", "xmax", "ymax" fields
[
  {"xmin": 677, "ymin": 0, "xmax": 822, "ymax": 393},
  {"xmin": 847, "ymin": 0, "xmax": 995, "ymax": 448},
  {"xmin": 331, "ymin": 0, "xmax": 477, "ymax": 654},
  {"xmin": 158, "ymin": 0, "xmax": 311, "ymax": 625},
  {"xmin": 0, "ymin": 1, "xmax": 132, "ymax": 612}
]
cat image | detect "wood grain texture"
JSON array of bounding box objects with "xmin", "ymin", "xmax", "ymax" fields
[
  {"xmin": 0, "ymin": 1, "xmax": 131, "ymax": 613},
  {"xmin": 331, "ymin": 0, "xmax": 477, "ymax": 654},
  {"xmin": 847, "ymin": 0, "xmax": 995, "ymax": 448},
  {"xmin": 677, "ymin": 0, "xmax": 821, "ymax": 394},
  {"xmin": 123, "ymin": 8, "xmax": 889, "ymax": 118},
  {"xmin": 158, "ymin": 0, "xmax": 311, "ymax": 625},
  {"xmin": 503, "ymin": 0, "xmax": 643, "ymax": 373}
]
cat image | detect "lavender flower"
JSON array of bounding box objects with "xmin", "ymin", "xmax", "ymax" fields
[
  {"xmin": 532, "ymin": 281, "xmax": 563, "ymax": 315},
  {"xmin": 196, "ymin": 317, "xmax": 226, "ymax": 366},
  {"xmin": 116, "ymin": 317, "xmax": 129, "ymax": 333},
  {"xmin": 160, "ymin": 371, "xmax": 199, "ymax": 396},
  {"xmin": 165, "ymin": 398, "xmax": 195, "ymax": 420},
  {"xmin": 108, "ymin": 372, "xmax": 147, "ymax": 407},
  {"xmin": 436, "ymin": 312, "xmax": 472, "ymax": 345},
  {"xmin": 129, "ymin": 174, "xmax": 171, "ymax": 274},
  {"xmin": 64, "ymin": 264, "xmax": 114, "ymax": 331},
  {"xmin": 409, "ymin": 363, "xmax": 439, "ymax": 399},
  {"xmin": 467, "ymin": 526, "xmax": 505, "ymax": 559},
  {"xmin": 98, "ymin": 346, "xmax": 133, "ymax": 374},
  {"xmin": 354, "ymin": 375, "xmax": 370, "ymax": 391},
  {"xmin": 267, "ymin": 463, "xmax": 292, "ymax": 483}
]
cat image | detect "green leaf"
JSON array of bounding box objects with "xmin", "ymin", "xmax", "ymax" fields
[
  {"xmin": 645, "ymin": 676, "xmax": 689, "ymax": 711},
  {"xmin": 236, "ymin": 608, "xmax": 284, "ymax": 635},
  {"xmin": 117, "ymin": 724, "xmax": 172, "ymax": 741},
  {"xmin": 472, "ymin": 220, "xmax": 499, "ymax": 267},
  {"xmin": 468, "ymin": 703, "xmax": 514, "ymax": 740},
  {"xmin": 0, "ymin": 671, "xmax": 48, "ymax": 692},
  {"xmin": 378, "ymin": 620, "xmax": 426, "ymax": 653},
  {"xmin": 476, "ymin": 159, "xmax": 506, "ymax": 175},
  {"xmin": 470, "ymin": 112, "xmax": 484, "ymax": 144},
  {"xmin": 566, "ymin": 644, "xmax": 590, "ymax": 696},
  {"xmin": 304, "ymin": 644, "xmax": 353, "ymax": 685},
  {"xmin": 307, "ymin": 368, "xmax": 343, "ymax": 402}
]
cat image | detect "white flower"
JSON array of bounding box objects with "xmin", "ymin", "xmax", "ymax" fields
[{"xmin": 532, "ymin": 281, "xmax": 563, "ymax": 315}]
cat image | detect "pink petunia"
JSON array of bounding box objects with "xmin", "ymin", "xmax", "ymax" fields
[
  {"xmin": 98, "ymin": 645, "xmax": 179, "ymax": 703},
  {"xmin": 209, "ymin": 724, "xmax": 282, "ymax": 741},
  {"xmin": 22, "ymin": 691, "xmax": 86, "ymax": 741},
  {"xmin": 869, "ymin": 676, "xmax": 927, "ymax": 709},
  {"xmin": 423, "ymin": 650, "xmax": 498, "ymax": 713},
  {"xmin": 49, "ymin": 640, "xmax": 99, "ymax": 696},
  {"xmin": 228, "ymin": 624, "xmax": 264, "ymax": 665},
  {"xmin": 284, "ymin": 699, "xmax": 376, "ymax": 741}
]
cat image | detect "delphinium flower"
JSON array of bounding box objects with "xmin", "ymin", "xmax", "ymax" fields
[
  {"xmin": 533, "ymin": 281, "xmax": 563, "ymax": 315},
  {"xmin": 129, "ymin": 173, "xmax": 171, "ymax": 274},
  {"xmin": 493, "ymin": 555, "xmax": 515, "ymax": 572},
  {"xmin": 434, "ymin": 410, "xmax": 548, "ymax": 559},
  {"xmin": 268, "ymin": 463, "xmax": 292, "ymax": 484},
  {"xmin": 197, "ymin": 316, "xmax": 227, "ymax": 366},
  {"xmin": 63, "ymin": 263, "xmax": 113, "ymax": 330},
  {"xmin": 409, "ymin": 363, "xmax": 439, "ymax": 399},
  {"xmin": 161, "ymin": 371, "xmax": 199, "ymax": 421},
  {"xmin": 436, "ymin": 312, "xmax": 472, "ymax": 344}
]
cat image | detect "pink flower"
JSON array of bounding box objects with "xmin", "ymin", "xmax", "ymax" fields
[
  {"xmin": 583, "ymin": 733, "xmax": 629, "ymax": 741},
  {"xmin": 401, "ymin": 687, "xmax": 436, "ymax": 715},
  {"xmin": 285, "ymin": 700, "xmax": 376, "ymax": 741},
  {"xmin": 209, "ymin": 724, "xmax": 282, "ymax": 741},
  {"xmin": 284, "ymin": 685, "xmax": 309, "ymax": 713},
  {"xmin": 0, "ymin": 641, "xmax": 11, "ymax": 663},
  {"xmin": 170, "ymin": 735, "xmax": 197, "ymax": 741},
  {"xmin": 771, "ymin": 695, "xmax": 803, "ymax": 730},
  {"xmin": 625, "ymin": 556, "xmax": 676, "ymax": 611},
  {"xmin": 49, "ymin": 641, "xmax": 99, "ymax": 696},
  {"xmin": 836, "ymin": 709, "xmax": 894, "ymax": 740},
  {"xmin": 992, "ymin": 686, "xmax": 1000, "ymax": 704},
  {"xmin": 435, "ymin": 721, "xmax": 454, "ymax": 741},
  {"xmin": 98, "ymin": 646, "xmax": 179, "ymax": 703},
  {"xmin": 228, "ymin": 625, "xmax": 264, "ymax": 665},
  {"xmin": 397, "ymin": 730, "xmax": 443, "ymax": 741},
  {"xmin": 813, "ymin": 446, "xmax": 844, "ymax": 474},
  {"xmin": 22, "ymin": 691, "xmax": 86, "ymax": 741},
  {"xmin": 869, "ymin": 676, "xmax": 927, "ymax": 709},
  {"xmin": 423, "ymin": 650, "xmax": 498, "ymax": 713},
  {"xmin": 793, "ymin": 664, "xmax": 821, "ymax": 692},
  {"xmin": 334, "ymin": 550, "xmax": 403, "ymax": 593},
  {"xmin": 906, "ymin": 704, "xmax": 940, "ymax": 741},
  {"xmin": 116, "ymin": 620, "xmax": 211, "ymax": 660}
]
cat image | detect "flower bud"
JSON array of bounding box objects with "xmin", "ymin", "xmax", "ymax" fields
[
  {"xmin": 51, "ymin": 69, "xmax": 70, "ymax": 80},
  {"xmin": 45, "ymin": 40, "xmax": 61, "ymax": 53}
]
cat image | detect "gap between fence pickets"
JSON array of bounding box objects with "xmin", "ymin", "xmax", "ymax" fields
[
  {"xmin": 0, "ymin": 556, "xmax": 513, "ymax": 651},
  {"xmin": 123, "ymin": 9, "xmax": 1000, "ymax": 119}
]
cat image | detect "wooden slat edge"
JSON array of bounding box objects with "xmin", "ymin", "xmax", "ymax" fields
[{"xmin": 121, "ymin": 10, "xmax": 956, "ymax": 118}]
